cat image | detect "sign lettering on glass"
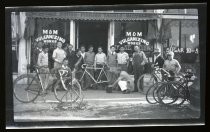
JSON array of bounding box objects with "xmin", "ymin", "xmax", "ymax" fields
[
  {"xmin": 118, "ymin": 32, "xmax": 150, "ymax": 46},
  {"xmin": 35, "ymin": 29, "xmax": 66, "ymax": 44}
]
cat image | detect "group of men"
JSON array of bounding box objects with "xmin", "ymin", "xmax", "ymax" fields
[{"xmin": 32, "ymin": 41, "xmax": 181, "ymax": 94}]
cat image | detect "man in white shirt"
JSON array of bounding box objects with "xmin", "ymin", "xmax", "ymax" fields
[
  {"xmin": 37, "ymin": 45, "xmax": 49, "ymax": 92},
  {"xmin": 163, "ymin": 51, "xmax": 181, "ymax": 78},
  {"xmin": 52, "ymin": 42, "xmax": 66, "ymax": 69},
  {"xmin": 117, "ymin": 45, "xmax": 129, "ymax": 72}
]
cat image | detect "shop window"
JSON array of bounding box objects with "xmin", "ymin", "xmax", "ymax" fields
[{"xmin": 114, "ymin": 21, "xmax": 155, "ymax": 58}]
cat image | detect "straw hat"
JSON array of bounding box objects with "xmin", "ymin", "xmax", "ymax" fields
[{"xmin": 153, "ymin": 48, "xmax": 161, "ymax": 54}]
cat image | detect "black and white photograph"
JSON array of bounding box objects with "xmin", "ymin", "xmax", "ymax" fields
[{"xmin": 5, "ymin": 4, "xmax": 206, "ymax": 128}]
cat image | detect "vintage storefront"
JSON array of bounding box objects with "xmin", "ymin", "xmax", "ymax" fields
[{"xmin": 11, "ymin": 9, "xmax": 199, "ymax": 75}]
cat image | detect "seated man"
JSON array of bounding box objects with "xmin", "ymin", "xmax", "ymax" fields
[
  {"xmin": 109, "ymin": 71, "xmax": 134, "ymax": 94},
  {"xmin": 57, "ymin": 59, "xmax": 72, "ymax": 90}
]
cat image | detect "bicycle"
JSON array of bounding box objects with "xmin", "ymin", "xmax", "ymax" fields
[
  {"xmin": 79, "ymin": 64, "xmax": 109, "ymax": 90},
  {"xmin": 13, "ymin": 65, "xmax": 82, "ymax": 103},
  {"xmin": 156, "ymin": 71, "xmax": 196, "ymax": 106},
  {"xmin": 137, "ymin": 66, "xmax": 170, "ymax": 93},
  {"xmin": 145, "ymin": 67, "xmax": 173, "ymax": 104}
]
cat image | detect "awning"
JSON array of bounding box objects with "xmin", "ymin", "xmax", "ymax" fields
[{"xmin": 26, "ymin": 12, "xmax": 159, "ymax": 21}]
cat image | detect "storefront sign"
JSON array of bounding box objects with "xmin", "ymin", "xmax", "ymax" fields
[
  {"xmin": 166, "ymin": 47, "xmax": 199, "ymax": 54},
  {"xmin": 35, "ymin": 29, "xmax": 66, "ymax": 44},
  {"xmin": 118, "ymin": 32, "xmax": 150, "ymax": 46}
]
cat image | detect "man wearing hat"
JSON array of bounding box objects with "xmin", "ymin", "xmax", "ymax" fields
[{"xmin": 153, "ymin": 48, "xmax": 165, "ymax": 68}]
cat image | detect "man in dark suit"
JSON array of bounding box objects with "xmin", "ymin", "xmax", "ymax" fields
[
  {"xmin": 66, "ymin": 43, "xmax": 76, "ymax": 71},
  {"xmin": 153, "ymin": 48, "xmax": 165, "ymax": 68},
  {"xmin": 32, "ymin": 41, "xmax": 43, "ymax": 71}
]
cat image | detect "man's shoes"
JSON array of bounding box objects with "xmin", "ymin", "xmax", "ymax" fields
[{"xmin": 122, "ymin": 90, "xmax": 130, "ymax": 94}]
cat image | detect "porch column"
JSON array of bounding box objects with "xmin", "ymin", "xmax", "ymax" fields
[
  {"xmin": 70, "ymin": 20, "xmax": 76, "ymax": 50},
  {"xmin": 108, "ymin": 21, "xmax": 115, "ymax": 53},
  {"xmin": 18, "ymin": 12, "xmax": 27, "ymax": 74}
]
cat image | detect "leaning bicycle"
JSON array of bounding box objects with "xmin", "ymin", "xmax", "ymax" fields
[
  {"xmin": 13, "ymin": 65, "xmax": 83, "ymax": 103},
  {"xmin": 79, "ymin": 64, "xmax": 109, "ymax": 90}
]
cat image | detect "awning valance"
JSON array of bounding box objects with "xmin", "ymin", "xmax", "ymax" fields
[{"xmin": 26, "ymin": 12, "xmax": 159, "ymax": 21}]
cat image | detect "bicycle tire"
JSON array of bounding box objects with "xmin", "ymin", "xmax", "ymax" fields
[
  {"xmin": 137, "ymin": 73, "xmax": 158, "ymax": 93},
  {"xmin": 156, "ymin": 81, "xmax": 186, "ymax": 106},
  {"xmin": 54, "ymin": 79, "xmax": 82, "ymax": 103},
  {"xmin": 145, "ymin": 82, "xmax": 162, "ymax": 104},
  {"xmin": 13, "ymin": 74, "xmax": 41, "ymax": 103},
  {"xmin": 152, "ymin": 81, "xmax": 168, "ymax": 104}
]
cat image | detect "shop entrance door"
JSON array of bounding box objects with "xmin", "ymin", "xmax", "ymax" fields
[{"xmin": 78, "ymin": 21, "xmax": 109, "ymax": 54}]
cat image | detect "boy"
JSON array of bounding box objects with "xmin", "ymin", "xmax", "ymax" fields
[
  {"xmin": 73, "ymin": 49, "xmax": 84, "ymax": 80},
  {"xmin": 37, "ymin": 45, "xmax": 49, "ymax": 92},
  {"xmin": 132, "ymin": 45, "xmax": 148, "ymax": 92},
  {"xmin": 107, "ymin": 45, "xmax": 118, "ymax": 85},
  {"xmin": 32, "ymin": 41, "xmax": 43, "ymax": 71},
  {"xmin": 52, "ymin": 41, "xmax": 66, "ymax": 69},
  {"xmin": 94, "ymin": 46, "xmax": 107, "ymax": 83},
  {"xmin": 84, "ymin": 45, "xmax": 95, "ymax": 89},
  {"xmin": 58, "ymin": 59, "xmax": 72, "ymax": 90},
  {"xmin": 117, "ymin": 45, "xmax": 129, "ymax": 72}
]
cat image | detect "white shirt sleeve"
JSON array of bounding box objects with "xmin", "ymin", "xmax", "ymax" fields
[
  {"xmin": 37, "ymin": 53, "xmax": 42, "ymax": 66},
  {"xmin": 52, "ymin": 49, "xmax": 56, "ymax": 59}
]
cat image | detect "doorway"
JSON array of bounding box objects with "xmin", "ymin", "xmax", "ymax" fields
[{"xmin": 77, "ymin": 21, "xmax": 109, "ymax": 54}]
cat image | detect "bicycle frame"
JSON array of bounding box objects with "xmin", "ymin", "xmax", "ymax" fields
[
  {"xmin": 79, "ymin": 65, "xmax": 109, "ymax": 84},
  {"xmin": 34, "ymin": 67, "xmax": 58, "ymax": 92}
]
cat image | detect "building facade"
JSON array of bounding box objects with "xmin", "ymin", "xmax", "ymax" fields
[{"xmin": 11, "ymin": 9, "xmax": 199, "ymax": 74}]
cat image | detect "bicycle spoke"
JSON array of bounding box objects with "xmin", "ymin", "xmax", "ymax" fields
[{"xmin": 60, "ymin": 91, "xmax": 69, "ymax": 101}]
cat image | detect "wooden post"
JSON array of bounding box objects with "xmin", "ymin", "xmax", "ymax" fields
[
  {"xmin": 70, "ymin": 20, "xmax": 76, "ymax": 50},
  {"xmin": 108, "ymin": 21, "xmax": 115, "ymax": 53}
]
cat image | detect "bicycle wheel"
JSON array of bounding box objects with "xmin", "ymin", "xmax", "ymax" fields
[
  {"xmin": 13, "ymin": 74, "xmax": 41, "ymax": 103},
  {"xmin": 54, "ymin": 79, "xmax": 82, "ymax": 103},
  {"xmin": 146, "ymin": 82, "xmax": 162, "ymax": 104},
  {"xmin": 137, "ymin": 73, "xmax": 158, "ymax": 93},
  {"xmin": 156, "ymin": 81, "xmax": 184, "ymax": 106}
]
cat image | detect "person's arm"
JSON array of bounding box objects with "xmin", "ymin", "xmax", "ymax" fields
[
  {"xmin": 37, "ymin": 53, "xmax": 42, "ymax": 66},
  {"xmin": 32, "ymin": 50, "xmax": 37, "ymax": 66},
  {"xmin": 175, "ymin": 60, "xmax": 181, "ymax": 73},
  {"xmin": 52, "ymin": 49, "xmax": 57, "ymax": 61},
  {"xmin": 154, "ymin": 56, "xmax": 158, "ymax": 65},
  {"xmin": 94, "ymin": 54, "xmax": 97, "ymax": 68},
  {"xmin": 140, "ymin": 52, "xmax": 148, "ymax": 65},
  {"xmin": 104, "ymin": 53, "xmax": 107, "ymax": 65},
  {"xmin": 84, "ymin": 53, "xmax": 87, "ymax": 64},
  {"xmin": 63, "ymin": 50, "xmax": 66, "ymax": 59},
  {"xmin": 75, "ymin": 56, "xmax": 83, "ymax": 68},
  {"xmin": 107, "ymin": 53, "xmax": 109, "ymax": 66},
  {"xmin": 143, "ymin": 52, "xmax": 148, "ymax": 63}
]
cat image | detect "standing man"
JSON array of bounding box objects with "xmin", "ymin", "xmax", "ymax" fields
[
  {"xmin": 117, "ymin": 45, "xmax": 129, "ymax": 72},
  {"xmin": 132, "ymin": 45, "xmax": 148, "ymax": 92},
  {"xmin": 107, "ymin": 45, "xmax": 118, "ymax": 85},
  {"xmin": 153, "ymin": 48, "xmax": 165, "ymax": 68},
  {"xmin": 73, "ymin": 49, "xmax": 84, "ymax": 81},
  {"xmin": 66, "ymin": 43, "xmax": 76, "ymax": 71},
  {"xmin": 163, "ymin": 51, "xmax": 181, "ymax": 79},
  {"xmin": 80, "ymin": 45, "xmax": 86, "ymax": 59},
  {"xmin": 52, "ymin": 42, "xmax": 66, "ymax": 69},
  {"xmin": 37, "ymin": 45, "xmax": 49, "ymax": 93},
  {"xmin": 32, "ymin": 41, "xmax": 43, "ymax": 70},
  {"xmin": 83, "ymin": 45, "xmax": 95, "ymax": 89}
]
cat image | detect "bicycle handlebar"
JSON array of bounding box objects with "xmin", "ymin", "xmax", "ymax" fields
[{"xmin": 34, "ymin": 65, "xmax": 49, "ymax": 69}]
